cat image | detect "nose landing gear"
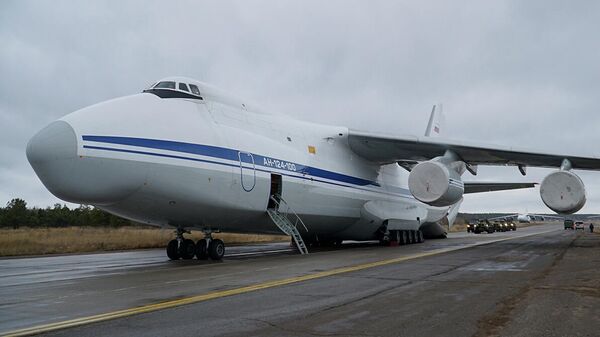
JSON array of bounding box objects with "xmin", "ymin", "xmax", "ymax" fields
[
  {"xmin": 195, "ymin": 235, "xmax": 225, "ymax": 260},
  {"xmin": 166, "ymin": 228, "xmax": 225, "ymax": 261},
  {"xmin": 208, "ymin": 238, "xmax": 225, "ymax": 260},
  {"xmin": 167, "ymin": 227, "xmax": 196, "ymax": 260}
]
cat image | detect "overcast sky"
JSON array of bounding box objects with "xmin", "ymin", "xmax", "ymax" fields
[{"xmin": 1, "ymin": 0, "xmax": 600, "ymax": 213}]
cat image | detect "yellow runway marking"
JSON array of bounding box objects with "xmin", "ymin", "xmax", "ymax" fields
[{"xmin": 2, "ymin": 229, "xmax": 558, "ymax": 337}]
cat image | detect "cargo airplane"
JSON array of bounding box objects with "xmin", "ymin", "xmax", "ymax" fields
[
  {"xmin": 492, "ymin": 213, "xmax": 563, "ymax": 223},
  {"xmin": 26, "ymin": 77, "xmax": 599, "ymax": 260}
]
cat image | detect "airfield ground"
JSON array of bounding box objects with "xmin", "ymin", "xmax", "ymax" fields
[
  {"xmin": 1, "ymin": 223, "xmax": 599, "ymax": 337},
  {"xmin": 0, "ymin": 227, "xmax": 287, "ymax": 257}
]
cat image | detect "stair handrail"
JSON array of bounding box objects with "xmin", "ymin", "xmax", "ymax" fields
[{"xmin": 269, "ymin": 195, "xmax": 308, "ymax": 233}]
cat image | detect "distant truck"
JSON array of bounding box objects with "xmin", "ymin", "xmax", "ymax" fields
[
  {"xmin": 575, "ymin": 221, "xmax": 585, "ymax": 230},
  {"xmin": 467, "ymin": 220, "xmax": 517, "ymax": 233},
  {"xmin": 473, "ymin": 220, "xmax": 495, "ymax": 234},
  {"xmin": 493, "ymin": 222, "xmax": 507, "ymax": 232},
  {"xmin": 564, "ymin": 219, "xmax": 574, "ymax": 230}
]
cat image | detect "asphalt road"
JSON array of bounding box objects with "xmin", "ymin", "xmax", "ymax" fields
[{"xmin": 2, "ymin": 223, "xmax": 599, "ymax": 337}]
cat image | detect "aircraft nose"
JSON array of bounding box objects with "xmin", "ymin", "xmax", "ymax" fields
[
  {"xmin": 27, "ymin": 121, "xmax": 79, "ymax": 200},
  {"xmin": 27, "ymin": 120, "xmax": 77, "ymax": 165},
  {"xmin": 27, "ymin": 120, "xmax": 144, "ymax": 205}
]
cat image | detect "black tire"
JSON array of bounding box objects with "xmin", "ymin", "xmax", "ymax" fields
[
  {"xmin": 400, "ymin": 231, "xmax": 408, "ymax": 245},
  {"xmin": 208, "ymin": 239, "xmax": 225, "ymax": 260},
  {"xmin": 380, "ymin": 235, "xmax": 391, "ymax": 246},
  {"xmin": 196, "ymin": 239, "xmax": 208, "ymax": 259},
  {"xmin": 417, "ymin": 230, "xmax": 424, "ymax": 243},
  {"xmin": 179, "ymin": 239, "xmax": 196, "ymax": 260},
  {"xmin": 408, "ymin": 231, "xmax": 414, "ymax": 244},
  {"xmin": 167, "ymin": 239, "xmax": 180, "ymax": 260}
]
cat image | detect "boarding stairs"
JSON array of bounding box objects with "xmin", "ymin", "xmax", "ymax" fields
[{"xmin": 266, "ymin": 195, "xmax": 309, "ymax": 255}]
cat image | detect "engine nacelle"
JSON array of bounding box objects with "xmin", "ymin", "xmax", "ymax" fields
[
  {"xmin": 540, "ymin": 170, "xmax": 586, "ymax": 214},
  {"xmin": 408, "ymin": 161, "xmax": 464, "ymax": 207}
]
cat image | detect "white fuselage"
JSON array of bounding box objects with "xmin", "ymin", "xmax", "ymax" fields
[
  {"xmin": 27, "ymin": 81, "xmax": 456, "ymax": 241},
  {"xmin": 517, "ymin": 214, "xmax": 532, "ymax": 223}
]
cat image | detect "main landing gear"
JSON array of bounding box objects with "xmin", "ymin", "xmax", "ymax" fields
[
  {"xmin": 166, "ymin": 228, "xmax": 225, "ymax": 261},
  {"xmin": 382, "ymin": 229, "xmax": 424, "ymax": 246}
]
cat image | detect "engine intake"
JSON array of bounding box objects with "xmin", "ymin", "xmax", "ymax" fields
[
  {"xmin": 540, "ymin": 170, "xmax": 586, "ymax": 214},
  {"xmin": 408, "ymin": 161, "xmax": 464, "ymax": 207}
]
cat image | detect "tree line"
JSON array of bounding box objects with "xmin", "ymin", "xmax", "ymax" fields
[{"xmin": 0, "ymin": 198, "xmax": 135, "ymax": 229}]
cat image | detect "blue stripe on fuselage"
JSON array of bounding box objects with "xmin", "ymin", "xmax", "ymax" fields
[{"xmin": 82, "ymin": 135, "xmax": 380, "ymax": 187}]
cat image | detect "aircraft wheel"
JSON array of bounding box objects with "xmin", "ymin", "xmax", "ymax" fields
[
  {"xmin": 407, "ymin": 231, "xmax": 414, "ymax": 244},
  {"xmin": 380, "ymin": 234, "xmax": 391, "ymax": 246},
  {"xmin": 400, "ymin": 231, "xmax": 408, "ymax": 245},
  {"xmin": 167, "ymin": 239, "xmax": 180, "ymax": 260},
  {"xmin": 417, "ymin": 230, "xmax": 424, "ymax": 243},
  {"xmin": 208, "ymin": 239, "xmax": 225, "ymax": 260},
  {"xmin": 196, "ymin": 239, "xmax": 208, "ymax": 259},
  {"xmin": 180, "ymin": 239, "xmax": 196, "ymax": 260}
]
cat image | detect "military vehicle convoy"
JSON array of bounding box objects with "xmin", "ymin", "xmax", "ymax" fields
[
  {"xmin": 470, "ymin": 220, "xmax": 495, "ymax": 234},
  {"xmin": 467, "ymin": 220, "xmax": 516, "ymax": 234}
]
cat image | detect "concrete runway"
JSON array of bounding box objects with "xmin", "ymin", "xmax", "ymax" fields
[{"xmin": 2, "ymin": 224, "xmax": 599, "ymax": 336}]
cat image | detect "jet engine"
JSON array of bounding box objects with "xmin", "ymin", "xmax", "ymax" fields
[
  {"xmin": 540, "ymin": 170, "xmax": 586, "ymax": 214},
  {"xmin": 408, "ymin": 160, "xmax": 464, "ymax": 207}
]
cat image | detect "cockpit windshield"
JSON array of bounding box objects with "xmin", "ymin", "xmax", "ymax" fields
[
  {"xmin": 178, "ymin": 83, "xmax": 189, "ymax": 92},
  {"xmin": 143, "ymin": 80, "xmax": 203, "ymax": 100},
  {"xmin": 189, "ymin": 84, "xmax": 200, "ymax": 95},
  {"xmin": 155, "ymin": 81, "xmax": 176, "ymax": 89}
]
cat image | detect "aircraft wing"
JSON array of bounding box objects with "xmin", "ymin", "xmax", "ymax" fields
[
  {"xmin": 347, "ymin": 130, "xmax": 600, "ymax": 169},
  {"xmin": 538, "ymin": 214, "xmax": 564, "ymax": 220},
  {"xmin": 487, "ymin": 213, "xmax": 563, "ymax": 221},
  {"xmin": 463, "ymin": 182, "xmax": 536, "ymax": 194},
  {"xmin": 487, "ymin": 214, "xmax": 518, "ymax": 221}
]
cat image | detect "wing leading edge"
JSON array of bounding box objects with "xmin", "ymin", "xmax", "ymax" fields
[{"xmin": 348, "ymin": 130, "xmax": 600, "ymax": 170}]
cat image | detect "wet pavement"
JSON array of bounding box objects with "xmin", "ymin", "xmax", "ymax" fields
[{"xmin": 3, "ymin": 224, "xmax": 596, "ymax": 337}]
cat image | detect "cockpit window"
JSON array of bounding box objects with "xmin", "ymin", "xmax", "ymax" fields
[
  {"xmin": 143, "ymin": 80, "xmax": 203, "ymax": 100},
  {"xmin": 154, "ymin": 81, "xmax": 176, "ymax": 89},
  {"xmin": 189, "ymin": 84, "xmax": 201, "ymax": 96}
]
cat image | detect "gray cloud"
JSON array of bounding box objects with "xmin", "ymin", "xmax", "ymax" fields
[{"xmin": 1, "ymin": 0, "xmax": 600, "ymax": 213}]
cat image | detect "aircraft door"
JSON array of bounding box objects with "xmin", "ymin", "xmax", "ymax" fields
[
  {"xmin": 238, "ymin": 152, "xmax": 256, "ymax": 192},
  {"xmin": 268, "ymin": 174, "xmax": 282, "ymax": 210}
]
